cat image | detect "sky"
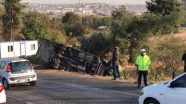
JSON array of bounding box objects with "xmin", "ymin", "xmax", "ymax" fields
[{"xmin": 21, "ymin": 0, "xmax": 149, "ymax": 5}]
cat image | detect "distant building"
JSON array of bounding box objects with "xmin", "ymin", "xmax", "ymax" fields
[
  {"xmin": 24, "ymin": 3, "xmax": 148, "ymax": 17},
  {"xmin": 47, "ymin": 9, "xmax": 62, "ymax": 15},
  {"xmin": 103, "ymin": 10, "xmax": 112, "ymax": 16},
  {"xmin": 62, "ymin": 8, "xmax": 74, "ymax": 14},
  {"xmin": 82, "ymin": 9, "xmax": 93, "ymax": 15},
  {"xmin": 37, "ymin": 9, "xmax": 47, "ymax": 14}
]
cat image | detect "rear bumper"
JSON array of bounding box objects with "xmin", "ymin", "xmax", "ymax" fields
[
  {"xmin": 6, "ymin": 73, "xmax": 37, "ymax": 84},
  {"xmin": 0, "ymin": 90, "xmax": 6, "ymax": 103}
]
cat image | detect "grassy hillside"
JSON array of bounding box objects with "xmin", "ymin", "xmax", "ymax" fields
[{"xmin": 175, "ymin": 28, "xmax": 186, "ymax": 41}]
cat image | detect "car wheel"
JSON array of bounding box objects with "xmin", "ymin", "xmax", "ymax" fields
[
  {"xmin": 30, "ymin": 81, "xmax": 36, "ymax": 86},
  {"xmin": 145, "ymin": 99, "xmax": 160, "ymax": 104},
  {"xmin": 3, "ymin": 79, "xmax": 10, "ymax": 90}
]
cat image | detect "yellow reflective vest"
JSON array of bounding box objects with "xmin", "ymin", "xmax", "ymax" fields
[{"xmin": 135, "ymin": 55, "xmax": 151, "ymax": 71}]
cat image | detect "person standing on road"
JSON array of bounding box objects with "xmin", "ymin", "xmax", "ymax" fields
[
  {"xmin": 111, "ymin": 47, "xmax": 121, "ymax": 80},
  {"xmin": 135, "ymin": 49, "xmax": 151, "ymax": 88},
  {"xmin": 182, "ymin": 50, "xmax": 186, "ymax": 72}
]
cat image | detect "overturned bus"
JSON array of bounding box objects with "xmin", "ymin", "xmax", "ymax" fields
[{"xmin": 35, "ymin": 39, "xmax": 111, "ymax": 76}]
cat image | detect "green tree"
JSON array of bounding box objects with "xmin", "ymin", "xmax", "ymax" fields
[
  {"xmin": 81, "ymin": 15, "xmax": 95, "ymax": 35},
  {"xmin": 183, "ymin": 0, "xmax": 186, "ymax": 24},
  {"xmin": 80, "ymin": 31, "xmax": 112, "ymax": 54},
  {"xmin": 22, "ymin": 17, "xmax": 50, "ymax": 40},
  {"xmin": 22, "ymin": 12, "xmax": 66, "ymax": 43},
  {"xmin": 62, "ymin": 12, "xmax": 81, "ymax": 26},
  {"xmin": 146, "ymin": 0, "xmax": 185, "ymax": 34},
  {"xmin": 50, "ymin": 30, "xmax": 66, "ymax": 43},
  {"xmin": 101, "ymin": 17, "xmax": 112, "ymax": 26},
  {"xmin": 50, "ymin": 17, "xmax": 66, "ymax": 34},
  {"xmin": 111, "ymin": 5, "xmax": 133, "ymax": 45},
  {"xmin": 82, "ymin": 15, "xmax": 94, "ymax": 28},
  {"xmin": 62, "ymin": 12, "xmax": 85, "ymax": 37},
  {"xmin": 146, "ymin": 0, "xmax": 184, "ymax": 15},
  {"xmin": 82, "ymin": 15, "xmax": 110, "ymax": 30},
  {"xmin": 111, "ymin": 6, "xmax": 152, "ymax": 62},
  {"xmin": 2, "ymin": 0, "xmax": 26, "ymax": 40},
  {"xmin": 0, "ymin": 5, "xmax": 5, "ymax": 40}
]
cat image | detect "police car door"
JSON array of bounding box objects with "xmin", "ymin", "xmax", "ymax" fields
[{"xmin": 165, "ymin": 73, "xmax": 186, "ymax": 104}]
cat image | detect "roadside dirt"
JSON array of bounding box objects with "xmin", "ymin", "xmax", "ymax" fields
[
  {"xmin": 175, "ymin": 28, "xmax": 186, "ymax": 41},
  {"xmin": 35, "ymin": 69, "xmax": 134, "ymax": 83}
]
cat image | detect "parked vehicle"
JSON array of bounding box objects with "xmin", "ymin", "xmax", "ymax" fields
[
  {"xmin": 0, "ymin": 83, "xmax": 6, "ymax": 103},
  {"xmin": 0, "ymin": 58, "xmax": 37, "ymax": 90},
  {"xmin": 139, "ymin": 72, "xmax": 186, "ymax": 104}
]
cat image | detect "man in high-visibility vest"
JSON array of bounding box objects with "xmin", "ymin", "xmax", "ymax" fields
[{"xmin": 135, "ymin": 49, "xmax": 151, "ymax": 88}]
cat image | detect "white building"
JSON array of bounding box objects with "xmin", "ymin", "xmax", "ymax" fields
[
  {"xmin": 0, "ymin": 40, "xmax": 38, "ymax": 59},
  {"xmin": 62, "ymin": 8, "xmax": 74, "ymax": 14},
  {"xmin": 82, "ymin": 9, "xmax": 93, "ymax": 15}
]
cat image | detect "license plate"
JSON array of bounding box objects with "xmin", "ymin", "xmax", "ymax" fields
[{"xmin": 18, "ymin": 79, "xmax": 25, "ymax": 82}]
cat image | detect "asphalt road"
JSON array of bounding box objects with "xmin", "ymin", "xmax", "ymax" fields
[{"xmin": 2, "ymin": 70, "xmax": 142, "ymax": 104}]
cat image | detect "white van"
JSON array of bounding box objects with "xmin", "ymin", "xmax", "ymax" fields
[
  {"xmin": 139, "ymin": 72, "xmax": 186, "ymax": 104},
  {"xmin": 0, "ymin": 58, "xmax": 37, "ymax": 89}
]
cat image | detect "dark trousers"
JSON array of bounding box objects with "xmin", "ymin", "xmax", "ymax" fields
[
  {"xmin": 138, "ymin": 71, "xmax": 148, "ymax": 87},
  {"xmin": 112, "ymin": 62, "xmax": 120, "ymax": 79}
]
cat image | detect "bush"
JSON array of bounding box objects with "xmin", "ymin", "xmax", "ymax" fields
[
  {"xmin": 120, "ymin": 70, "xmax": 130, "ymax": 80},
  {"xmin": 148, "ymin": 68, "xmax": 165, "ymax": 81}
]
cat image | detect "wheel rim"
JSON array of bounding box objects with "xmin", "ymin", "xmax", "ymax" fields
[{"xmin": 3, "ymin": 80, "xmax": 8, "ymax": 89}]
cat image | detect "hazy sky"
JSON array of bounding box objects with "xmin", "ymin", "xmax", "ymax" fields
[{"xmin": 21, "ymin": 0, "xmax": 149, "ymax": 5}]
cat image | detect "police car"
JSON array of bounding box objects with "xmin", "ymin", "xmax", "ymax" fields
[{"xmin": 139, "ymin": 72, "xmax": 186, "ymax": 104}]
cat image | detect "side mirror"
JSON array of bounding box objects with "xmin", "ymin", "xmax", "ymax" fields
[{"xmin": 169, "ymin": 81, "xmax": 176, "ymax": 88}]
